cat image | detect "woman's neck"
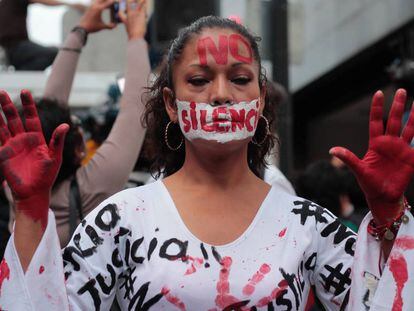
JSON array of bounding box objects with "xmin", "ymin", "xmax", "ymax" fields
[{"xmin": 171, "ymin": 141, "xmax": 257, "ymax": 190}]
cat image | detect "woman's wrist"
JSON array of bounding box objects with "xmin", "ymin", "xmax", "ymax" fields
[
  {"xmin": 15, "ymin": 193, "xmax": 50, "ymax": 229},
  {"xmin": 368, "ymin": 198, "xmax": 405, "ymax": 226},
  {"xmin": 128, "ymin": 31, "xmax": 145, "ymax": 41},
  {"xmin": 367, "ymin": 197, "xmax": 410, "ymax": 241}
]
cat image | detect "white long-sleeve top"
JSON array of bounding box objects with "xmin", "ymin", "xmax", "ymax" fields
[{"xmin": 1, "ymin": 181, "xmax": 413, "ymax": 310}]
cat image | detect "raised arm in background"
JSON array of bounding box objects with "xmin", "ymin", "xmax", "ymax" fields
[
  {"xmin": 74, "ymin": 0, "xmax": 150, "ymax": 213},
  {"xmin": 43, "ymin": 0, "xmax": 116, "ymax": 103}
]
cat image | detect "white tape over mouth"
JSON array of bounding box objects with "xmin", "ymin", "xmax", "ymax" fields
[{"xmin": 176, "ymin": 99, "xmax": 260, "ymax": 143}]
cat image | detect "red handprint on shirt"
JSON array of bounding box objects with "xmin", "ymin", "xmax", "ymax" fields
[
  {"xmin": 0, "ymin": 90, "xmax": 68, "ymax": 228},
  {"xmin": 330, "ymin": 89, "xmax": 414, "ymax": 224}
]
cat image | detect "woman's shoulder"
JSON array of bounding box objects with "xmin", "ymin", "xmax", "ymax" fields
[
  {"xmin": 266, "ymin": 186, "xmax": 341, "ymax": 229},
  {"xmin": 82, "ymin": 181, "xmax": 164, "ymax": 225}
]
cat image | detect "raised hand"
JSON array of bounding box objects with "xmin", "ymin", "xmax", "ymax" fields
[
  {"xmin": 330, "ymin": 89, "xmax": 414, "ymax": 225},
  {"xmin": 0, "ymin": 90, "xmax": 68, "ymax": 228},
  {"xmin": 118, "ymin": 0, "xmax": 148, "ymax": 40},
  {"xmin": 78, "ymin": 0, "xmax": 117, "ymax": 33}
]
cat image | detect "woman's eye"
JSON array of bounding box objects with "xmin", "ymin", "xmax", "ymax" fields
[
  {"xmin": 232, "ymin": 77, "xmax": 251, "ymax": 85},
  {"xmin": 188, "ymin": 78, "xmax": 209, "ymax": 86}
]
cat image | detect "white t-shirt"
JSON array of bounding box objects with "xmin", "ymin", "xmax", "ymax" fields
[{"xmin": 2, "ymin": 181, "xmax": 414, "ymax": 310}]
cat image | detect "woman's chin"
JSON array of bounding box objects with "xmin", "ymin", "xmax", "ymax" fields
[{"xmin": 188, "ymin": 137, "xmax": 252, "ymax": 152}]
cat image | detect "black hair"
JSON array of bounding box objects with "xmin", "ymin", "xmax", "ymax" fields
[
  {"xmin": 33, "ymin": 98, "xmax": 83, "ymax": 186},
  {"xmin": 295, "ymin": 160, "xmax": 347, "ymax": 217},
  {"xmin": 143, "ymin": 16, "xmax": 276, "ymax": 178}
]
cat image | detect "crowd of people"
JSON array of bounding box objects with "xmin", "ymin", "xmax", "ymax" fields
[{"xmin": 0, "ymin": 0, "xmax": 414, "ymax": 310}]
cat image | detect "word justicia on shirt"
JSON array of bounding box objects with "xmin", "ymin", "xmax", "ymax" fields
[{"xmin": 176, "ymin": 99, "xmax": 260, "ymax": 143}]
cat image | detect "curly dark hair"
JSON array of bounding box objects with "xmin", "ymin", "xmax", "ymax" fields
[{"xmin": 143, "ymin": 16, "xmax": 276, "ymax": 178}]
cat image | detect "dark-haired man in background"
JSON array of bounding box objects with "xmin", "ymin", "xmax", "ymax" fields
[{"xmin": 0, "ymin": 0, "xmax": 86, "ymax": 70}]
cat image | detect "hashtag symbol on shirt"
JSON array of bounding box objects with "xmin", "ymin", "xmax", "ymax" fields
[
  {"xmin": 320, "ymin": 263, "xmax": 351, "ymax": 296},
  {"xmin": 292, "ymin": 200, "xmax": 330, "ymax": 225}
]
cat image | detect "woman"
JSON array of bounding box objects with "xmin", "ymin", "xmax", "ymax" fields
[{"xmin": 1, "ymin": 16, "xmax": 414, "ymax": 310}]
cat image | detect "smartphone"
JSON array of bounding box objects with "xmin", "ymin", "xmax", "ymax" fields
[{"xmin": 110, "ymin": 0, "xmax": 127, "ymax": 24}]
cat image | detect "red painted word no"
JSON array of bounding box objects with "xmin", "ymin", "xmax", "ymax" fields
[{"xmin": 197, "ymin": 34, "xmax": 253, "ymax": 66}]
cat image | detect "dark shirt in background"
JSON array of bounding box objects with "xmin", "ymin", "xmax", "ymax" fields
[{"xmin": 0, "ymin": 0, "xmax": 29, "ymax": 48}]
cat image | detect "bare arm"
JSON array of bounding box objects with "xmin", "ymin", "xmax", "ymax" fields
[
  {"xmin": 78, "ymin": 0, "xmax": 149, "ymax": 203},
  {"xmin": 43, "ymin": 0, "xmax": 116, "ymax": 104}
]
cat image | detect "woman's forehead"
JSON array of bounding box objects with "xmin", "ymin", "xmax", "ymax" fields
[{"xmin": 180, "ymin": 28, "xmax": 255, "ymax": 67}]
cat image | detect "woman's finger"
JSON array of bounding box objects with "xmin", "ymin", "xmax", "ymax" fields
[
  {"xmin": 20, "ymin": 90, "xmax": 44, "ymax": 141},
  {"xmin": 402, "ymin": 101, "xmax": 414, "ymax": 144},
  {"xmin": 329, "ymin": 146, "xmax": 362, "ymax": 176},
  {"xmin": 48, "ymin": 124, "xmax": 69, "ymax": 164},
  {"xmin": 0, "ymin": 97, "xmax": 10, "ymax": 145},
  {"xmin": 369, "ymin": 90, "xmax": 385, "ymax": 140},
  {"xmin": 385, "ymin": 88, "xmax": 406, "ymax": 137},
  {"xmin": 0, "ymin": 91, "xmax": 24, "ymax": 136}
]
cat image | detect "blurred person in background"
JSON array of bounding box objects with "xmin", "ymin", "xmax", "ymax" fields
[
  {"xmin": 332, "ymin": 156, "xmax": 369, "ymax": 228},
  {"xmin": 295, "ymin": 159, "xmax": 359, "ymax": 232},
  {"xmin": 0, "ymin": 0, "xmax": 86, "ymax": 70},
  {"xmin": 5, "ymin": 0, "xmax": 150, "ymax": 247}
]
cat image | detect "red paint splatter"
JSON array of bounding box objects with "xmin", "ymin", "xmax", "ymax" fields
[
  {"xmin": 0, "ymin": 259, "xmax": 10, "ymax": 295},
  {"xmin": 242, "ymin": 263, "xmax": 271, "ymax": 296},
  {"xmin": 278, "ymin": 227, "xmax": 287, "ymax": 237},
  {"xmin": 389, "ymin": 252, "xmax": 408, "ymax": 311},
  {"xmin": 161, "ymin": 287, "xmax": 186, "ymax": 311},
  {"xmin": 181, "ymin": 255, "xmax": 204, "ymax": 275},
  {"xmin": 256, "ymin": 279, "xmax": 288, "ymax": 307},
  {"xmin": 39, "ymin": 265, "xmax": 45, "ymax": 274},
  {"xmin": 394, "ymin": 235, "xmax": 414, "ymax": 251}
]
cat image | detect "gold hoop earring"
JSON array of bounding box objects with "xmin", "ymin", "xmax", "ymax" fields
[
  {"xmin": 165, "ymin": 121, "xmax": 184, "ymax": 151},
  {"xmin": 251, "ymin": 115, "xmax": 270, "ymax": 146}
]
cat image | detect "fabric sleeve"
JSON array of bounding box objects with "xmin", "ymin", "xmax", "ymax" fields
[
  {"xmin": 0, "ymin": 210, "xmax": 70, "ymax": 310},
  {"xmin": 293, "ymin": 199, "xmax": 356, "ymax": 310},
  {"xmin": 349, "ymin": 210, "xmax": 414, "ymax": 310},
  {"xmin": 76, "ymin": 39, "xmax": 150, "ymax": 211},
  {"xmin": 0, "ymin": 195, "xmax": 127, "ymax": 310},
  {"xmin": 43, "ymin": 31, "xmax": 84, "ymax": 104}
]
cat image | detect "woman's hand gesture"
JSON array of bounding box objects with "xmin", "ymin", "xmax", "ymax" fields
[
  {"xmin": 119, "ymin": 0, "xmax": 148, "ymax": 40},
  {"xmin": 0, "ymin": 90, "xmax": 68, "ymax": 228},
  {"xmin": 330, "ymin": 89, "xmax": 414, "ymax": 225}
]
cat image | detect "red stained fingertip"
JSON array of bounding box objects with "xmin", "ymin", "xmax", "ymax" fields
[{"xmin": 395, "ymin": 88, "xmax": 407, "ymax": 101}]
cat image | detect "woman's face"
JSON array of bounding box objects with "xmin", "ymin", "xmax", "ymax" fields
[{"xmin": 164, "ymin": 27, "xmax": 265, "ymax": 148}]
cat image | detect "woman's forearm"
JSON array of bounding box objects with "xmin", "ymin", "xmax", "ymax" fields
[
  {"xmin": 14, "ymin": 196, "xmax": 50, "ymax": 272},
  {"xmin": 43, "ymin": 32, "xmax": 83, "ymax": 104}
]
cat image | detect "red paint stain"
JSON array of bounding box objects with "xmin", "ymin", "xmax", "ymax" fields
[
  {"xmin": 39, "ymin": 265, "xmax": 45, "ymax": 274},
  {"xmin": 394, "ymin": 235, "xmax": 414, "ymax": 251},
  {"xmin": 161, "ymin": 287, "xmax": 186, "ymax": 311},
  {"xmin": 278, "ymin": 227, "xmax": 287, "ymax": 237},
  {"xmin": 0, "ymin": 259, "xmax": 10, "ymax": 295},
  {"xmin": 256, "ymin": 279, "xmax": 288, "ymax": 307},
  {"xmin": 242, "ymin": 264, "xmax": 271, "ymax": 296},
  {"xmin": 215, "ymin": 256, "xmax": 240, "ymax": 308},
  {"xmin": 182, "ymin": 255, "xmax": 204, "ymax": 275},
  {"xmin": 389, "ymin": 252, "xmax": 408, "ymax": 311}
]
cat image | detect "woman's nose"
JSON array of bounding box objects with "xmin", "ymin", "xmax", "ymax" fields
[{"xmin": 210, "ymin": 76, "xmax": 232, "ymax": 106}]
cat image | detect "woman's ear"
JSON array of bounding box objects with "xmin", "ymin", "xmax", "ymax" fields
[{"xmin": 163, "ymin": 87, "xmax": 178, "ymax": 122}]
